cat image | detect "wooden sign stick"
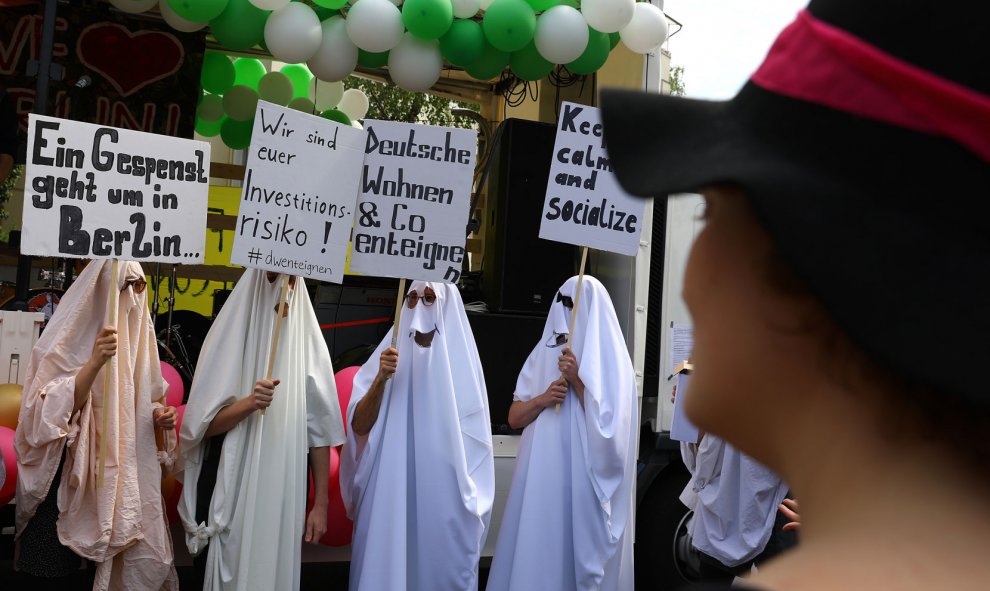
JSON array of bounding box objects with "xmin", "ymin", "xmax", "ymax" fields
[
  {"xmin": 98, "ymin": 259, "xmax": 120, "ymax": 488},
  {"xmin": 557, "ymin": 247, "xmax": 589, "ymax": 413},
  {"xmin": 386, "ymin": 278, "xmax": 407, "ymax": 381},
  {"xmin": 261, "ymin": 274, "xmax": 291, "ymax": 417}
]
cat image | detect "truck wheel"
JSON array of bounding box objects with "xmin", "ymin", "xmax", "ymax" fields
[{"xmin": 635, "ymin": 463, "xmax": 691, "ymax": 588}]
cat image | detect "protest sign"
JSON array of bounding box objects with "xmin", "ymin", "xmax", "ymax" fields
[
  {"xmin": 22, "ymin": 115, "xmax": 210, "ymax": 263},
  {"xmin": 230, "ymin": 101, "xmax": 366, "ymax": 284},
  {"xmin": 539, "ymin": 102, "xmax": 646, "ymax": 256},
  {"xmin": 349, "ymin": 120, "xmax": 477, "ymax": 283}
]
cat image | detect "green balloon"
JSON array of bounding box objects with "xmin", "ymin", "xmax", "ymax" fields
[
  {"xmin": 358, "ymin": 49, "xmax": 390, "ymax": 69},
  {"xmin": 609, "ymin": 31, "xmax": 620, "ymax": 50},
  {"xmin": 169, "ymin": 0, "xmax": 228, "ymax": 22},
  {"xmin": 258, "ymin": 72, "xmax": 294, "ymax": 106},
  {"xmin": 402, "ymin": 0, "xmax": 453, "ymax": 40},
  {"xmin": 210, "ymin": 0, "xmax": 270, "ymax": 52},
  {"xmin": 200, "ymin": 51, "xmax": 234, "ymax": 95},
  {"xmin": 281, "ymin": 64, "xmax": 314, "ymax": 98},
  {"xmin": 221, "ymin": 117, "xmax": 254, "ymax": 150},
  {"xmin": 233, "ymin": 58, "xmax": 267, "ymax": 89},
  {"xmin": 510, "ymin": 41, "xmax": 553, "ymax": 81},
  {"xmin": 288, "ymin": 97, "xmax": 316, "ymax": 114},
  {"xmin": 195, "ymin": 115, "xmax": 225, "ymax": 137},
  {"xmin": 440, "ymin": 19, "xmax": 485, "ymax": 67},
  {"xmin": 567, "ymin": 28, "xmax": 609, "ymax": 75},
  {"xmin": 197, "ymin": 93, "xmax": 225, "ymax": 121},
  {"xmin": 313, "ymin": 0, "xmax": 348, "ymax": 8},
  {"xmin": 223, "ymin": 85, "xmax": 259, "ymax": 121},
  {"xmin": 320, "ymin": 109, "xmax": 352, "ymax": 126},
  {"xmin": 482, "ymin": 0, "xmax": 536, "ymax": 53},
  {"xmin": 525, "ymin": 0, "xmax": 558, "ymax": 10},
  {"xmin": 464, "ymin": 42, "xmax": 509, "ymax": 80}
]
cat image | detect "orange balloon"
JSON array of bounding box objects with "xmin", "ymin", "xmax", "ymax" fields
[{"xmin": 0, "ymin": 383, "xmax": 22, "ymax": 430}]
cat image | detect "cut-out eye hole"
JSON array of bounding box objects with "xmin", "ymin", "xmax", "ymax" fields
[
  {"xmin": 556, "ymin": 292, "xmax": 573, "ymax": 309},
  {"xmin": 405, "ymin": 292, "xmax": 437, "ymax": 309},
  {"xmin": 122, "ymin": 279, "xmax": 146, "ymax": 294}
]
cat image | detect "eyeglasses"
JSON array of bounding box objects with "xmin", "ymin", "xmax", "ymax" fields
[
  {"xmin": 122, "ymin": 279, "xmax": 146, "ymax": 294},
  {"xmin": 405, "ymin": 292, "xmax": 437, "ymax": 309},
  {"xmin": 556, "ymin": 292, "xmax": 573, "ymax": 309}
]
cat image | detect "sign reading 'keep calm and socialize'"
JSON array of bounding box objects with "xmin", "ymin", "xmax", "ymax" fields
[{"xmin": 540, "ymin": 102, "xmax": 645, "ymax": 256}]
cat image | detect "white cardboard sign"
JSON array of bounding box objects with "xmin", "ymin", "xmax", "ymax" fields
[
  {"xmin": 349, "ymin": 120, "xmax": 476, "ymax": 283},
  {"xmin": 231, "ymin": 102, "xmax": 366, "ymax": 284},
  {"xmin": 539, "ymin": 102, "xmax": 646, "ymax": 256},
  {"xmin": 22, "ymin": 114, "xmax": 210, "ymax": 263}
]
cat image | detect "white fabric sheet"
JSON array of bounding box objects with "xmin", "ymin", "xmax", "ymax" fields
[
  {"xmin": 341, "ymin": 281, "xmax": 494, "ymax": 591},
  {"xmin": 488, "ymin": 276, "xmax": 638, "ymax": 591},
  {"xmin": 15, "ymin": 260, "xmax": 177, "ymax": 590},
  {"xmin": 177, "ymin": 270, "xmax": 345, "ymax": 591},
  {"xmin": 681, "ymin": 435, "xmax": 789, "ymax": 567}
]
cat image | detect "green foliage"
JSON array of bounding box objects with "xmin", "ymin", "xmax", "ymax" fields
[
  {"xmin": 669, "ymin": 64, "xmax": 686, "ymax": 97},
  {"xmin": 0, "ymin": 165, "xmax": 22, "ymax": 225},
  {"xmin": 343, "ymin": 77, "xmax": 479, "ymax": 128}
]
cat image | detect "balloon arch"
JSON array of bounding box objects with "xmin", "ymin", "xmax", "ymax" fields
[{"xmin": 111, "ymin": 0, "xmax": 669, "ymax": 148}]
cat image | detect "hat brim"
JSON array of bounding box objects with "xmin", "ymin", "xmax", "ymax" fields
[{"xmin": 601, "ymin": 84, "xmax": 990, "ymax": 406}]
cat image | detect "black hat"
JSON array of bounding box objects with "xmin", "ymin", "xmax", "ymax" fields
[{"xmin": 601, "ymin": 0, "xmax": 990, "ymax": 408}]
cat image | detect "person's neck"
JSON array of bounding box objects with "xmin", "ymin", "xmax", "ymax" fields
[{"xmin": 752, "ymin": 394, "xmax": 990, "ymax": 590}]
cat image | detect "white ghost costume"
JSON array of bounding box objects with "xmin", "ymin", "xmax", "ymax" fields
[
  {"xmin": 680, "ymin": 435, "xmax": 788, "ymax": 567},
  {"xmin": 15, "ymin": 260, "xmax": 178, "ymax": 590},
  {"xmin": 488, "ymin": 276, "xmax": 638, "ymax": 591},
  {"xmin": 177, "ymin": 270, "xmax": 345, "ymax": 591},
  {"xmin": 341, "ymin": 281, "xmax": 494, "ymax": 591}
]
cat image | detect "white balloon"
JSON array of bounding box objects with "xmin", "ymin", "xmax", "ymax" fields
[
  {"xmin": 308, "ymin": 16, "xmax": 358, "ymax": 82},
  {"xmin": 388, "ymin": 33, "xmax": 442, "ymax": 92},
  {"xmin": 311, "ymin": 79, "xmax": 345, "ymax": 111},
  {"xmin": 387, "ymin": 0, "xmax": 404, "ymax": 5},
  {"xmin": 338, "ymin": 88, "xmax": 370, "ymax": 121},
  {"xmin": 346, "ymin": 0, "xmax": 405, "ymax": 53},
  {"xmin": 109, "ymin": 0, "xmax": 156, "ymax": 14},
  {"xmin": 249, "ymin": 0, "xmax": 290, "ymax": 9},
  {"xmin": 351, "ymin": 120, "xmax": 364, "ymax": 130},
  {"xmin": 535, "ymin": 6, "xmax": 588, "ymax": 64},
  {"xmin": 619, "ymin": 3, "xmax": 669, "ymax": 54},
  {"xmin": 581, "ymin": 0, "xmax": 634, "ymax": 34},
  {"xmin": 159, "ymin": 0, "xmax": 207, "ymax": 32},
  {"xmin": 264, "ymin": 3, "xmax": 323, "ymax": 64},
  {"xmin": 452, "ymin": 0, "xmax": 480, "ymax": 19}
]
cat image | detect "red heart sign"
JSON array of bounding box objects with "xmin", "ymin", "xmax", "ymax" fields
[{"xmin": 77, "ymin": 23, "xmax": 184, "ymax": 98}]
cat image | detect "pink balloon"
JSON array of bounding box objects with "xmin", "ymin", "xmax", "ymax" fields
[
  {"xmin": 161, "ymin": 362, "xmax": 184, "ymax": 407},
  {"xmin": 334, "ymin": 366, "xmax": 360, "ymax": 434},
  {"xmin": 306, "ymin": 444, "xmax": 353, "ymax": 547},
  {"xmin": 175, "ymin": 404, "xmax": 187, "ymax": 435},
  {"xmin": 0, "ymin": 426, "xmax": 17, "ymax": 506}
]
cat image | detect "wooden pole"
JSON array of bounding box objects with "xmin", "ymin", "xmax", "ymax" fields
[
  {"xmin": 557, "ymin": 247, "xmax": 589, "ymax": 413},
  {"xmin": 98, "ymin": 259, "xmax": 119, "ymax": 488},
  {"xmin": 391, "ymin": 278, "xmax": 407, "ymax": 349},
  {"xmin": 385, "ymin": 279, "xmax": 407, "ymax": 381},
  {"xmin": 261, "ymin": 274, "xmax": 291, "ymax": 417}
]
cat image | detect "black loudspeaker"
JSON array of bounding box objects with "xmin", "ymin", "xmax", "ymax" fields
[{"xmin": 484, "ymin": 118, "xmax": 576, "ymax": 314}]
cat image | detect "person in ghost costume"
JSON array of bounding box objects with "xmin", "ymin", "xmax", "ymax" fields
[
  {"xmin": 341, "ymin": 281, "xmax": 495, "ymax": 591},
  {"xmin": 14, "ymin": 260, "xmax": 179, "ymax": 591},
  {"xmin": 488, "ymin": 276, "xmax": 638, "ymax": 591},
  {"xmin": 177, "ymin": 270, "xmax": 345, "ymax": 591}
]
